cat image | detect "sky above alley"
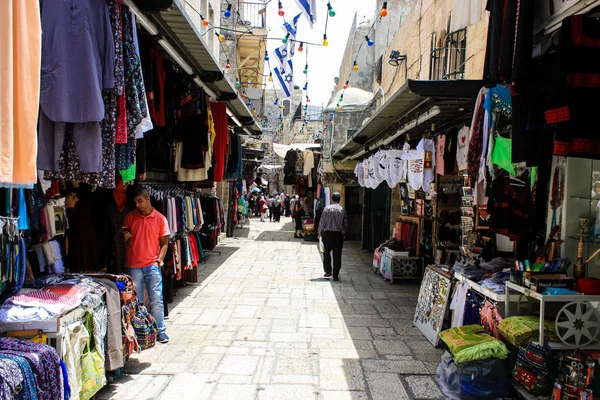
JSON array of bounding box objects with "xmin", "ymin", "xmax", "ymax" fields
[{"xmin": 264, "ymin": 0, "xmax": 376, "ymax": 106}]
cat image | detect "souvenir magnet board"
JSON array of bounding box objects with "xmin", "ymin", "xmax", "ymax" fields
[{"xmin": 413, "ymin": 266, "xmax": 452, "ymax": 346}]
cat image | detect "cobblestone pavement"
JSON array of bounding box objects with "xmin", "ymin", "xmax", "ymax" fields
[{"xmin": 98, "ymin": 216, "xmax": 445, "ymax": 400}]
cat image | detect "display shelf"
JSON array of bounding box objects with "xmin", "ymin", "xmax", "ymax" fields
[
  {"xmin": 569, "ymin": 196, "xmax": 600, "ymax": 201},
  {"xmin": 505, "ymin": 281, "xmax": 600, "ymax": 348},
  {"xmin": 510, "ymin": 380, "xmax": 551, "ymax": 400},
  {"xmin": 454, "ymin": 272, "xmax": 522, "ymax": 303},
  {"xmin": 568, "ymin": 235, "xmax": 600, "ymax": 243}
]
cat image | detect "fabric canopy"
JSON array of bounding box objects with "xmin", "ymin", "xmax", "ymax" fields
[
  {"xmin": 272, "ymin": 143, "xmax": 320, "ymax": 158},
  {"xmin": 259, "ymin": 165, "xmax": 283, "ymax": 170}
]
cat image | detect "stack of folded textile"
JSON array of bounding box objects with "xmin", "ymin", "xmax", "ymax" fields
[
  {"xmin": 437, "ymin": 325, "xmax": 509, "ymax": 400},
  {"xmin": 498, "ymin": 315, "xmax": 559, "ymax": 347}
]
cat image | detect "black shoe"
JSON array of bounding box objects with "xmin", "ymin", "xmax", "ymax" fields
[
  {"xmin": 324, "ymin": 273, "xmax": 332, "ymax": 278},
  {"xmin": 333, "ymin": 277, "xmax": 340, "ymax": 281},
  {"xmin": 294, "ymin": 234, "xmax": 298, "ymax": 238}
]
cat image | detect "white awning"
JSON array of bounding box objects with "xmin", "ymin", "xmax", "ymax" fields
[
  {"xmin": 259, "ymin": 165, "xmax": 283, "ymax": 170},
  {"xmin": 272, "ymin": 143, "xmax": 321, "ymax": 158}
]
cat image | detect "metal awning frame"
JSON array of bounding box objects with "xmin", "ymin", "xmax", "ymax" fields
[{"xmin": 333, "ymin": 80, "xmax": 483, "ymax": 161}]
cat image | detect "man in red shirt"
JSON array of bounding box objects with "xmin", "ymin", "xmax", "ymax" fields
[{"xmin": 123, "ymin": 187, "xmax": 170, "ymax": 343}]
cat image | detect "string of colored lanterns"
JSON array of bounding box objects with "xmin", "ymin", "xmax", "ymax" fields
[{"xmin": 332, "ymin": 2, "xmax": 388, "ymax": 113}]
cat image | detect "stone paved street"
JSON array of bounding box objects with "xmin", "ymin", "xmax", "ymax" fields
[{"xmin": 97, "ymin": 217, "xmax": 445, "ymax": 400}]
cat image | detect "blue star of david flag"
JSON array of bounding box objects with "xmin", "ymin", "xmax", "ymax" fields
[
  {"xmin": 274, "ymin": 59, "xmax": 294, "ymax": 98},
  {"xmin": 293, "ymin": 0, "xmax": 316, "ymax": 27}
]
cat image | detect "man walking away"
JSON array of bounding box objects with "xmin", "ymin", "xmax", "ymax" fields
[
  {"xmin": 123, "ymin": 186, "xmax": 170, "ymax": 343},
  {"xmin": 318, "ymin": 192, "xmax": 347, "ymax": 281},
  {"xmin": 268, "ymin": 195, "xmax": 275, "ymax": 222}
]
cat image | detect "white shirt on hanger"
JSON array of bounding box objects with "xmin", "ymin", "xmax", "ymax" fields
[
  {"xmin": 450, "ymin": 281, "xmax": 469, "ymax": 328},
  {"xmin": 354, "ymin": 161, "xmax": 365, "ymax": 187},
  {"xmin": 456, "ymin": 125, "xmax": 470, "ymax": 171},
  {"xmin": 387, "ymin": 150, "xmax": 405, "ymax": 188},
  {"xmin": 417, "ymin": 138, "xmax": 435, "ymax": 192},
  {"xmin": 401, "ymin": 150, "xmax": 425, "ymax": 190}
]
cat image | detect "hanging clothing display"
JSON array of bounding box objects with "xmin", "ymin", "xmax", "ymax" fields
[
  {"xmin": 0, "ymin": 0, "xmax": 41, "ymax": 188},
  {"xmin": 551, "ymin": 16, "xmax": 600, "ymax": 159},
  {"xmin": 487, "ymin": 176, "xmax": 533, "ymax": 241},
  {"xmin": 401, "ymin": 150, "xmax": 425, "ymax": 191},
  {"xmin": 303, "ymin": 149, "xmax": 314, "ymax": 176},
  {"xmin": 456, "ymin": 125, "xmax": 470, "ymax": 171},
  {"xmin": 38, "ymin": 0, "xmax": 115, "ymax": 174},
  {"xmin": 210, "ymin": 102, "xmax": 229, "ymax": 182},
  {"xmin": 436, "ymin": 134, "xmax": 446, "ymax": 176},
  {"xmin": 450, "ymin": 281, "xmax": 468, "ymax": 328},
  {"xmin": 416, "ymin": 138, "xmax": 435, "ymax": 191}
]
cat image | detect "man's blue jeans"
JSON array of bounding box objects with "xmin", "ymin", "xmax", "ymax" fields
[{"xmin": 126, "ymin": 265, "xmax": 166, "ymax": 334}]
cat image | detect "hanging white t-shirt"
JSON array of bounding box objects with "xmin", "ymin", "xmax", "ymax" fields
[
  {"xmin": 416, "ymin": 138, "xmax": 435, "ymax": 192},
  {"xmin": 456, "ymin": 125, "xmax": 470, "ymax": 171},
  {"xmin": 363, "ymin": 158, "xmax": 373, "ymax": 189},
  {"xmin": 401, "ymin": 150, "xmax": 425, "ymax": 190},
  {"xmin": 450, "ymin": 281, "xmax": 469, "ymax": 328},
  {"xmin": 377, "ymin": 151, "xmax": 390, "ymax": 185},
  {"xmin": 354, "ymin": 161, "xmax": 365, "ymax": 187},
  {"xmin": 387, "ymin": 150, "xmax": 405, "ymax": 188},
  {"xmin": 371, "ymin": 151, "xmax": 384, "ymax": 188}
]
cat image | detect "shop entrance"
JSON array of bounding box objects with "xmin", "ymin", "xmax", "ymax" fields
[
  {"xmin": 362, "ymin": 184, "xmax": 392, "ymax": 251},
  {"xmin": 344, "ymin": 186, "xmax": 363, "ymax": 241}
]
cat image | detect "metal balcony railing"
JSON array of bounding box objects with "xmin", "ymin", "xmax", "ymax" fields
[{"xmin": 238, "ymin": 1, "xmax": 267, "ymax": 29}]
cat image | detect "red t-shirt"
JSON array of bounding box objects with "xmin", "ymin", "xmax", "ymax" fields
[{"xmin": 125, "ymin": 209, "xmax": 170, "ymax": 268}]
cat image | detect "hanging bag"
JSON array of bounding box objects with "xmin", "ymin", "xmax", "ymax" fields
[
  {"xmin": 80, "ymin": 313, "xmax": 105, "ymax": 400},
  {"xmin": 132, "ymin": 304, "xmax": 158, "ymax": 350}
]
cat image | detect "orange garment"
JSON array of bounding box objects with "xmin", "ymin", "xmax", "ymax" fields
[
  {"xmin": 0, "ymin": 0, "xmax": 41, "ymax": 187},
  {"xmin": 124, "ymin": 209, "xmax": 170, "ymax": 268}
]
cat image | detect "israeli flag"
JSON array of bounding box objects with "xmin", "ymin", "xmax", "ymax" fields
[
  {"xmin": 293, "ymin": 0, "xmax": 317, "ymax": 27},
  {"xmin": 274, "ymin": 59, "xmax": 294, "ymax": 98},
  {"xmin": 274, "ymin": 44, "xmax": 289, "ymax": 70},
  {"xmin": 284, "ymin": 13, "xmax": 302, "ymax": 38}
]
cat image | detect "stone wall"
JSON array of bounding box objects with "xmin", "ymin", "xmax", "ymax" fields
[{"xmin": 380, "ymin": 0, "xmax": 489, "ymax": 95}]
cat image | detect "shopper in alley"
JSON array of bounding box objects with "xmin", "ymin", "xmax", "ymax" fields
[
  {"xmin": 318, "ymin": 192, "xmax": 347, "ymax": 281},
  {"xmin": 123, "ymin": 186, "xmax": 170, "ymax": 344}
]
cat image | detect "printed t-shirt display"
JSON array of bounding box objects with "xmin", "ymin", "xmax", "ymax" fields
[
  {"xmin": 417, "ymin": 138, "xmax": 435, "ymax": 192},
  {"xmin": 401, "ymin": 150, "xmax": 425, "ymax": 190},
  {"xmin": 124, "ymin": 209, "xmax": 170, "ymax": 268},
  {"xmin": 387, "ymin": 150, "xmax": 406, "ymax": 188},
  {"xmin": 436, "ymin": 134, "xmax": 446, "ymax": 176},
  {"xmin": 456, "ymin": 125, "xmax": 470, "ymax": 171},
  {"xmin": 354, "ymin": 162, "xmax": 365, "ymax": 187}
]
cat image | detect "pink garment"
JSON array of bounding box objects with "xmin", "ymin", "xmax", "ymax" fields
[
  {"xmin": 436, "ymin": 134, "xmax": 446, "ymax": 176},
  {"xmin": 481, "ymin": 300, "xmax": 503, "ymax": 339}
]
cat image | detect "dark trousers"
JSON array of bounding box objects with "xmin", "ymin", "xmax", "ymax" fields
[
  {"xmin": 322, "ymin": 231, "xmax": 343, "ymax": 277},
  {"xmin": 273, "ymin": 206, "xmax": 281, "ymax": 222},
  {"xmin": 268, "ymin": 206, "xmax": 274, "ymax": 221}
]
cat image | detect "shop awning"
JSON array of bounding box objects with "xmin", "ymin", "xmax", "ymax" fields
[
  {"xmin": 127, "ymin": 0, "xmax": 262, "ymax": 135},
  {"xmin": 272, "ymin": 143, "xmax": 321, "ymax": 158},
  {"xmin": 333, "ymin": 80, "xmax": 484, "ymax": 160}
]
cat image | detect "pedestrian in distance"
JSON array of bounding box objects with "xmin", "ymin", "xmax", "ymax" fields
[{"xmin": 318, "ymin": 192, "xmax": 347, "ymax": 281}]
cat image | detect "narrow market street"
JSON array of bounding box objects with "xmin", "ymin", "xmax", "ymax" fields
[{"xmin": 98, "ymin": 216, "xmax": 445, "ymax": 400}]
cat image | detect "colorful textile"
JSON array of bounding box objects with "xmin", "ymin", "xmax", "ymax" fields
[
  {"xmin": 0, "ymin": 337, "xmax": 63, "ymax": 400},
  {"xmin": 498, "ymin": 315, "xmax": 559, "ymax": 347},
  {"xmin": 439, "ymin": 325, "xmax": 508, "ymax": 364}
]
